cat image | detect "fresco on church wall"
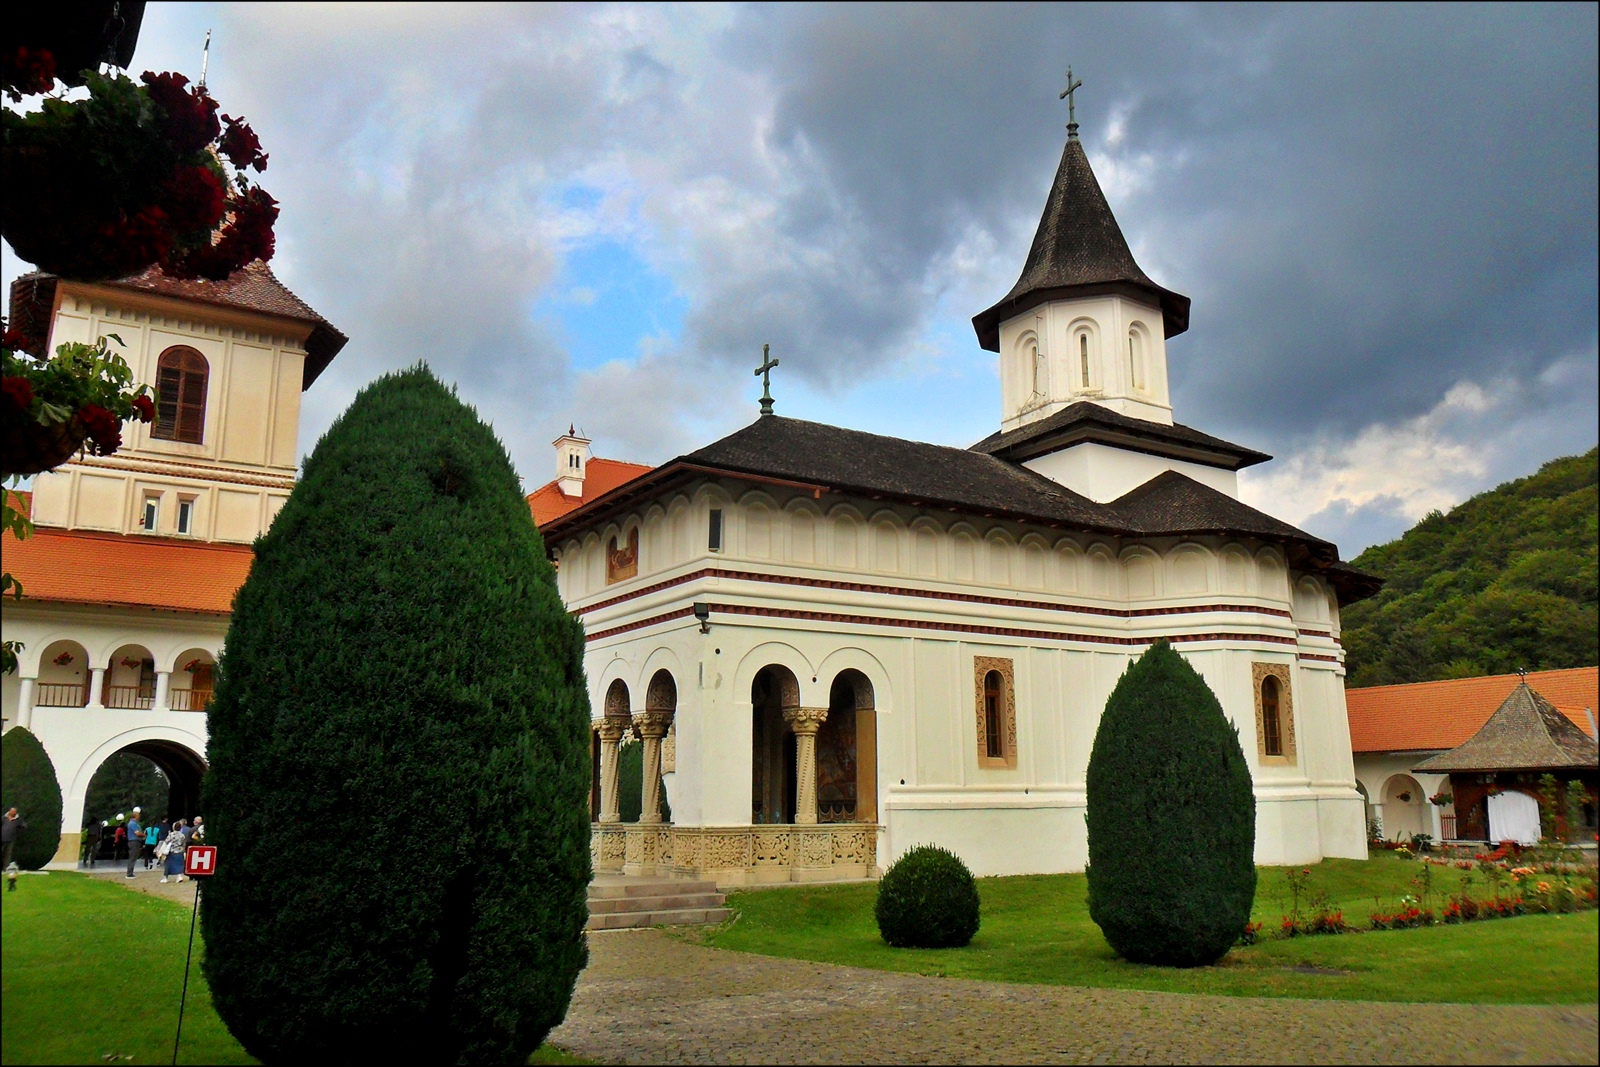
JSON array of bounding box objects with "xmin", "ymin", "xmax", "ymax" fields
[{"xmin": 816, "ymin": 704, "xmax": 857, "ymax": 822}]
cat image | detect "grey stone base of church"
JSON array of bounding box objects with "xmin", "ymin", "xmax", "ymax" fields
[{"xmin": 592, "ymin": 823, "xmax": 881, "ymax": 884}]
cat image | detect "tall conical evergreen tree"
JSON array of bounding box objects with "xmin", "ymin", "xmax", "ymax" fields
[
  {"xmin": 201, "ymin": 367, "xmax": 591, "ymax": 1064},
  {"xmin": 1, "ymin": 727, "xmax": 63, "ymax": 869},
  {"xmin": 1085, "ymin": 641, "xmax": 1256, "ymax": 966}
]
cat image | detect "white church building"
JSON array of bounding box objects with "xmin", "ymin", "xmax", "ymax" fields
[{"xmin": 548, "ymin": 116, "xmax": 1381, "ymax": 882}]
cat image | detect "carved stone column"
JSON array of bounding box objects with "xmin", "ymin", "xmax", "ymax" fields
[
  {"xmin": 597, "ymin": 718, "xmax": 627, "ymax": 824},
  {"xmin": 783, "ymin": 707, "xmax": 829, "ymax": 825},
  {"xmin": 633, "ymin": 709, "xmax": 673, "ymax": 825}
]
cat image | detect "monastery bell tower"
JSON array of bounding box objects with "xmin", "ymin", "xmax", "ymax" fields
[{"xmin": 973, "ymin": 99, "xmax": 1190, "ymax": 433}]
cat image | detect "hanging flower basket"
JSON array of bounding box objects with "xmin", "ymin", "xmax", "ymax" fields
[
  {"xmin": 1, "ymin": 411, "xmax": 85, "ymax": 477},
  {"xmin": 52, "ymin": 650, "xmax": 74, "ymax": 666},
  {"xmin": 182, "ymin": 658, "xmax": 207, "ymax": 673},
  {"xmin": 3, "ymin": 66, "xmax": 276, "ymax": 282}
]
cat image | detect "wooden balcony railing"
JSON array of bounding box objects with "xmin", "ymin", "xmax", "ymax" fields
[
  {"xmin": 35, "ymin": 683, "xmax": 88, "ymax": 707},
  {"xmin": 102, "ymin": 685, "xmax": 155, "ymax": 710},
  {"xmin": 169, "ymin": 688, "xmax": 213, "ymax": 712}
]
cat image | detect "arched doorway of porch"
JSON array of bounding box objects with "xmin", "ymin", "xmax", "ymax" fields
[
  {"xmin": 817, "ymin": 669, "xmax": 877, "ymax": 824},
  {"xmin": 79, "ymin": 740, "xmax": 206, "ymax": 862},
  {"xmin": 1381, "ymin": 774, "xmax": 1427, "ymax": 842},
  {"xmin": 751, "ymin": 665, "xmax": 799, "ymax": 824}
]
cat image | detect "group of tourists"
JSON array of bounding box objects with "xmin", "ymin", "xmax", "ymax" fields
[{"xmin": 115, "ymin": 808, "xmax": 205, "ymax": 881}]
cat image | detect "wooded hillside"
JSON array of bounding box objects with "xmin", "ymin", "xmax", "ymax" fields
[{"xmin": 1341, "ymin": 448, "xmax": 1598, "ymax": 687}]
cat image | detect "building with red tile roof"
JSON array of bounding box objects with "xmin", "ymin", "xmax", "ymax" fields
[
  {"xmin": 526, "ymin": 428, "xmax": 651, "ymax": 528},
  {"xmin": 1346, "ymin": 667, "xmax": 1597, "ymax": 843}
]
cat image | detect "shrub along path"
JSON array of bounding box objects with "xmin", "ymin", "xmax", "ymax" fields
[{"xmin": 554, "ymin": 927, "xmax": 1597, "ymax": 1065}]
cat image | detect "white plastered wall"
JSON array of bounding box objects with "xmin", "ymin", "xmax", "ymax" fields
[{"xmin": 996, "ymin": 294, "xmax": 1173, "ymax": 430}]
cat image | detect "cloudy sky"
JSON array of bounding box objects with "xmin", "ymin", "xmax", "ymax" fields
[{"xmin": 6, "ymin": 3, "xmax": 1596, "ymax": 555}]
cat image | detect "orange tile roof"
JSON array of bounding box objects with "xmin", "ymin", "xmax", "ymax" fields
[
  {"xmin": 3, "ymin": 518, "xmax": 254, "ymax": 616},
  {"xmin": 528, "ymin": 458, "xmax": 653, "ymax": 528},
  {"xmin": 1347, "ymin": 668, "xmax": 1598, "ymax": 753}
]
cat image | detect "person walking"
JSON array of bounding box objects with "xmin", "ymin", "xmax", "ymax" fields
[
  {"xmin": 143, "ymin": 820, "xmax": 161, "ymax": 869},
  {"xmin": 189, "ymin": 816, "xmax": 204, "ymax": 843},
  {"xmin": 124, "ymin": 809, "xmax": 142, "ymax": 879},
  {"xmin": 2, "ymin": 807, "xmax": 27, "ymax": 870},
  {"xmin": 158, "ymin": 820, "xmax": 188, "ymax": 883},
  {"xmin": 83, "ymin": 822, "xmax": 102, "ymax": 867}
]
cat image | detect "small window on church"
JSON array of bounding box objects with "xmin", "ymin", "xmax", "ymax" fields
[
  {"xmin": 141, "ymin": 495, "xmax": 159, "ymax": 532},
  {"xmin": 1128, "ymin": 333, "xmax": 1142, "ymax": 391},
  {"xmin": 1079, "ymin": 334, "xmax": 1090, "ymax": 388},
  {"xmin": 974, "ymin": 657, "xmax": 1017, "ymax": 768},
  {"xmin": 151, "ymin": 347, "xmax": 209, "ymax": 444},
  {"xmin": 984, "ymin": 672, "xmax": 1003, "ymax": 758},
  {"xmin": 177, "ymin": 498, "xmax": 195, "ymax": 535},
  {"xmin": 1261, "ymin": 676, "xmax": 1282, "ymax": 756},
  {"xmin": 1252, "ymin": 663, "xmax": 1296, "ymax": 763},
  {"xmin": 708, "ymin": 508, "xmax": 723, "ymax": 552}
]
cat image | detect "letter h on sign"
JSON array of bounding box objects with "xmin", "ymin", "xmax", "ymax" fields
[{"xmin": 184, "ymin": 845, "xmax": 217, "ymax": 877}]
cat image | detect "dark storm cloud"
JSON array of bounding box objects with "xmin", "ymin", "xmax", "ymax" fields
[{"xmin": 721, "ymin": 2, "xmax": 1597, "ymax": 449}]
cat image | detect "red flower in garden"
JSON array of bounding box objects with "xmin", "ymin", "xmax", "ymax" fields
[
  {"xmin": 2, "ymin": 376, "xmax": 34, "ymax": 411},
  {"xmin": 219, "ymin": 114, "xmax": 269, "ymax": 172},
  {"xmin": 131, "ymin": 395, "xmax": 156, "ymax": 423},
  {"xmin": 161, "ymin": 165, "xmax": 228, "ymax": 236},
  {"xmin": 141, "ymin": 72, "xmax": 221, "ymax": 154},
  {"xmin": 78, "ymin": 404, "xmax": 123, "ymax": 456}
]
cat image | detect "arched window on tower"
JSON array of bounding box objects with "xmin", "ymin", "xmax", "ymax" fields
[
  {"xmin": 151, "ymin": 347, "xmax": 209, "ymax": 444},
  {"xmin": 1031, "ymin": 340, "xmax": 1047, "ymax": 399},
  {"xmin": 1261, "ymin": 675, "xmax": 1283, "ymax": 756},
  {"xmin": 1079, "ymin": 333, "xmax": 1091, "ymax": 389},
  {"xmin": 1127, "ymin": 330, "xmax": 1142, "ymax": 391}
]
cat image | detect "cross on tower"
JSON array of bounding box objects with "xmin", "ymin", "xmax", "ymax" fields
[
  {"xmin": 1059, "ymin": 66, "xmax": 1083, "ymax": 138},
  {"xmin": 755, "ymin": 343, "xmax": 780, "ymax": 416}
]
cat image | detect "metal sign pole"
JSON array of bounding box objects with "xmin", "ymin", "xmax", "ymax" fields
[{"xmin": 172, "ymin": 881, "xmax": 202, "ymax": 1066}]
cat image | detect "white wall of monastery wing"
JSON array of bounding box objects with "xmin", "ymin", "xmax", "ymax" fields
[
  {"xmin": 562, "ymin": 481, "xmax": 1366, "ymax": 875},
  {"xmin": 2, "ymin": 603, "xmax": 220, "ymax": 865},
  {"xmin": 997, "ymin": 294, "xmax": 1173, "ymax": 430},
  {"xmin": 1351, "ymin": 752, "xmax": 1451, "ymax": 843},
  {"xmin": 27, "ymin": 285, "xmax": 308, "ymax": 543}
]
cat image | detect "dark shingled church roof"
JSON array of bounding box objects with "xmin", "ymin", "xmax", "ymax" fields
[
  {"xmin": 681, "ymin": 415, "xmax": 1112, "ymax": 529},
  {"xmin": 970, "ymin": 401, "xmax": 1272, "ymax": 470},
  {"xmin": 1413, "ymin": 683, "xmax": 1600, "ymax": 774},
  {"xmin": 540, "ymin": 413, "xmax": 1381, "ymax": 603},
  {"xmin": 972, "ymin": 136, "xmax": 1190, "ymax": 351}
]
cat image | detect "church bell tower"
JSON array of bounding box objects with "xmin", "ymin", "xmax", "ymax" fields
[{"xmin": 972, "ymin": 81, "xmax": 1190, "ymax": 432}]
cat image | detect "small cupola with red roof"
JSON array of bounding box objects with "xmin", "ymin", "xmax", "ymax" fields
[{"xmin": 554, "ymin": 426, "xmax": 591, "ymax": 498}]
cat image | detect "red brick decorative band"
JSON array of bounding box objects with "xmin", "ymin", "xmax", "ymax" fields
[
  {"xmin": 585, "ymin": 600, "xmax": 1301, "ymax": 650},
  {"xmin": 577, "ymin": 565, "xmax": 1296, "ymax": 623}
]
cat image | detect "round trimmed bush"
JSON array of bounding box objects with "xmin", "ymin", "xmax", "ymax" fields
[
  {"xmin": 200, "ymin": 367, "xmax": 592, "ymax": 1064},
  {"xmin": 1, "ymin": 726, "xmax": 63, "ymax": 869},
  {"xmin": 1086, "ymin": 640, "xmax": 1256, "ymax": 967},
  {"xmin": 875, "ymin": 844, "xmax": 980, "ymax": 948}
]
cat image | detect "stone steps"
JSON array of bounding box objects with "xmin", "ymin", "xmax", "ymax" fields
[{"xmin": 586, "ymin": 878, "xmax": 731, "ymax": 931}]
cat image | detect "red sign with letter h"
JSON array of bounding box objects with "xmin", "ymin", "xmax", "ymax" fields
[{"xmin": 185, "ymin": 846, "xmax": 217, "ymax": 877}]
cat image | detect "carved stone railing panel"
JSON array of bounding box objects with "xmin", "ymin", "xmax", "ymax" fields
[{"xmin": 592, "ymin": 824, "xmax": 882, "ymax": 885}]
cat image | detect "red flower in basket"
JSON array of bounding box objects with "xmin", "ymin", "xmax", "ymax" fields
[
  {"xmin": 132, "ymin": 395, "xmax": 155, "ymax": 423},
  {"xmin": 2, "ymin": 375, "xmax": 33, "ymax": 411}
]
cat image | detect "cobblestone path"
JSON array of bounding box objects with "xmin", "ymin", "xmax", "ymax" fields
[{"xmin": 551, "ymin": 929, "xmax": 1599, "ymax": 1065}]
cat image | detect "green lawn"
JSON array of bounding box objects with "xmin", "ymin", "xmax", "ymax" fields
[
  {"xmin": 0, "ymin": 874, "xmax": 591, "ymax": 1066},
  {"xmin": 697, "ymin": 854, "xmax": 1599, "ymax": 1004}
]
